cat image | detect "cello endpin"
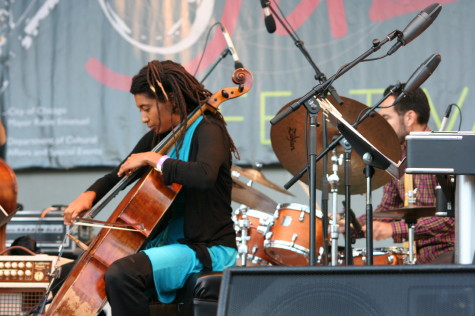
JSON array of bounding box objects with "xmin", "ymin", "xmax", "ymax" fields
[{"xmin": 66, "ymin": 233, "xmax": 89, "ymax": 251}]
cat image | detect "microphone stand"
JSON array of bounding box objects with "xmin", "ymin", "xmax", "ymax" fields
[
  {"xmin": 268, "ymin": 0, "xmax": 343, "ymax": 266},
  {"xmin": 341, "ymin": 139, "xmax": 355, "ymax": 265},
  {"xmin": 270, "ymin": 29, "xmax": 400, "ymax": 265},
  {"xmin": 200, "ymin": 48, "xmax": 232, "ymax": 83},
  {"xmin": 266, "ymin": 2, "xmax": 342, "ymax": 105},
  {"xmin": 273, "ymin": 31, "xmax": 401, "ymax": 182},
  {"xmin": 363, "ymin": 153, "xmax": 375, "ymax": 265},
  {"xmin": 276, "ymin": 85, "xmax": 400, "ymax": 266}
]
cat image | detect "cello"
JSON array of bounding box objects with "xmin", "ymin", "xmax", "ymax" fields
[
  {"xmin": 46, "ymin": 68, "xmax": 253, "ymax": 315},
  {"xmin": 0, "ymin": 158, "xmax": 18, "ymax": 251}
]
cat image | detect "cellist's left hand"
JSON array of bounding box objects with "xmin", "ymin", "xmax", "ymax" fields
[{"xmin": 118, "ymin": 152, "xmax": 161, "ymax": 177}]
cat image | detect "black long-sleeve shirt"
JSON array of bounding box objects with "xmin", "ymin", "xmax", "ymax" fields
[{"xmin": 88, "ymin": 114, "xmax": 236, "ymax": 269}]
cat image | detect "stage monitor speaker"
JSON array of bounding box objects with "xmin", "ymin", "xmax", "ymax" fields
[{"xmin": 218, "ymin": 265, "xmax": 475, "ymax": 316}]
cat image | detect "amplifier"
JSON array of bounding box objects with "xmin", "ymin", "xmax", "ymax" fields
[
  {"xmin": 406, "ymin": 131, "xmax": 475, "ymax": 175},
  {"xmin": 6, "ymin": 210, "xmax": 93, "ymax": 254},
  {"xmin": 0, "ymin": 255, "xmax": 56, "ymax": 315},
  {"xmin": 0, "ymin": 254, "xmax": 56, "ymax": 287}
]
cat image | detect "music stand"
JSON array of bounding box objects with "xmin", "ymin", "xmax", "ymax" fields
[{"xmin": 318, "ymin": 98, "xmax": 405, "ymax": 264}]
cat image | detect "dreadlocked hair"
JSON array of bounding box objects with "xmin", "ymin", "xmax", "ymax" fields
[{"xmin": 129, "ymin": 60, "xmax": 239, "ymax": 159}]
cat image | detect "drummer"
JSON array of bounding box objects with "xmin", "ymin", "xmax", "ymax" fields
[{"xmin": 350, "ymin": 84, "xmax": 455, "ymax": 264}]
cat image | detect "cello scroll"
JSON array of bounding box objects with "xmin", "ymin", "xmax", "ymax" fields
[{"xmin": 206, "ymin": 68, "xmax": 253, "ymax": 111}]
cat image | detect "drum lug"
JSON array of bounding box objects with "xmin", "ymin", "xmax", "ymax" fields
[
  {"xmin": 299, "ymin": 211, "xmax": 305, "ymax": 222},
  {"xmin": 290, "ymin": 233, "xmax": 298, "ymax": 247},
  {"xmin": 361, "ymin": 250, "xmax": 367, "ymax": 264},
  {"xmin": 387, "ymin": 254, "xmax": 395, "ymax": 264},
  {"xmin": 337, "ymin": 255, "xmax": 344, "ymax": 265},
  {"xmin": 258, "ymin": 219, "xmax": 273, "ymax": 235},
  {"xmin": 265, "ymin": 231, "xmax": 273, "ymax": 240},
  {"xmin": 251, "ymin": 245, "xmax": 258, "ymax": 256},
  {"xmin": 316, "ymin": 246, "xmax": 324, "ymax": 264}
]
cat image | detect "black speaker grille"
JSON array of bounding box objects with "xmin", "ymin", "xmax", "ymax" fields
[{"xmin": 218, "ymin": 265, "xmax": 475, "ymax": 316}]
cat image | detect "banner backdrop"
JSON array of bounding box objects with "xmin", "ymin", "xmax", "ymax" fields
[{"xmin": 0, "ymin": 0, "xmax": 473, "ymax": 169}]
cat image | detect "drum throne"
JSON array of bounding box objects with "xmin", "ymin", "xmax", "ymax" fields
[{"xmin": 149, "ymin": 271, "xmax": 223, "ymax": 316}]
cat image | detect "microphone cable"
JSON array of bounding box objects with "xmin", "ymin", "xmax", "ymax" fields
[{"xmin": 193, "ymin": 22, "xmax": 221, "ymax": 77}]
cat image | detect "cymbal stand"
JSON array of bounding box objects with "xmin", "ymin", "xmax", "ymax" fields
[
  {"xmin": 235, "ymin": 205, "xmax": 251, "ymax": 267},
  {"xmin": 304, "ymin": 96, "xmax": 320, "ymax": 266},
  {"xmin": 266, "ymin": 0, "xmax": 343, "ymax": 266},
  {"xmin": 363, "ymin": 152, "xmax": 375, "ymax": 265},
  {"xmin": 328, "ymin": 149, "xmax": 343, "ymax": 266},
  {"xmin": 342, "ymin": 139, "xmax": 355, "ymax": 265}
]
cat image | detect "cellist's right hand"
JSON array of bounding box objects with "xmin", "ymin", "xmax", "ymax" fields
[{"xmin": 64, "ymin": 191, "xmax": 97, "ymax": 225}]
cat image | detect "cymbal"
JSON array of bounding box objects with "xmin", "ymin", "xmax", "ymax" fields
[
  {"xmin": 231, "ymin": 176, "xmax": 278, "ymax": 214},
  {"xmin": 231, "ymin": 165, "xmax": 294, "ymax": 196},
  {"xmin": 373, "ymin": 206, "xmax": 436, "ymax": 220},
  {"xmin": 270, "ymin": 96, "xmax": 401, "ymax": 194}
]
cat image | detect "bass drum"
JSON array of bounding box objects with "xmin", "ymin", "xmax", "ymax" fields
[
  {"xmin": 264, "ymin": 203, "xmax": 323, "ymax": 266},
  {"xmin": 233, "ymin": 208, "xmax": 276, "ymax": 266}
]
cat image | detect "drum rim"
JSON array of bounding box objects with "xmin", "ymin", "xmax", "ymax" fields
[
  {"xmin": 235, "ymin": 208, "xmax": 274, "ymax": 219},
  {"xmin": 264, "ymin": 240, "xmax": 310, "ymax": 257},
  {"xmin": 276, "ymin": 203, "xmax": 323, "ymax": 218},
  {"xmin": 246, "ymin": 254, "xmax": 271, "ymax": 265}
]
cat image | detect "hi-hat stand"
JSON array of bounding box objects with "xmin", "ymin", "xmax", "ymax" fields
[{"xmin": 328, "ymin": 149, "xmax": 343, "ymax": 265}]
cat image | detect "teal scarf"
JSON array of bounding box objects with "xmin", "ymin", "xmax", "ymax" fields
[
  {"xmin": 168, "ymin": 116, "xmax": 203, "ymax": 161},
  {"xmin": 143, "ymin": 116, "xmax": 203, "ymax": 249}
]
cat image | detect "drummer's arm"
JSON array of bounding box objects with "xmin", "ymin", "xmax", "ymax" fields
[
  {"xmin": 373, "ymin": 180, "xmax": 404, "ymax": 241},
  {"xmin": 390, "ymin": 221, "xmax": 407, "ymax": 242},
  {"xmin": 374, "ymin": 180, "xmax": 402, "ymax": 213}
]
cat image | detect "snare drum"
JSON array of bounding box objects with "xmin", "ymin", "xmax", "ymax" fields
[
  {"xmin": 234, "ymin": 209, "xmax": 275, "ymax": 266},
  {"xmin": 352, "ymin": 247, "xmax": 409, "ymax": 265},
  {"xmin": 264, "ymin": 203, "xmax": 323, "ymax": 266}
]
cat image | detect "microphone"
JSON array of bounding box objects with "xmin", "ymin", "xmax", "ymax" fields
[
  {"xmin": 393, "ymin": 53, "xmax": 441, "ymax": 104},
  {"xmin": 387, "ymin": 3, "xmax": 442, "ymax": 56},
  {"xmin": 260, "ymin": 0, "xmax": 277, "ymax": 33},
  {"xmin": 439, "ymin": 104, "xmax": 453, "ymax": 131},
  {"xmin": 219, "ymin": 23, "xmax": 244, "ymax": 69}
]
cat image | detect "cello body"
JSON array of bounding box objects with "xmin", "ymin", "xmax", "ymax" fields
[
  {"xmin": 46, "ymin": 170, "xmax": 180, "ymax": 315},
  {"xmin": 0, "ymin": 158, "xmax": 18, "ymax": 250},
  {"xmin": 46, "ymin": 68, "xmax": 253, "ymax": 315}
]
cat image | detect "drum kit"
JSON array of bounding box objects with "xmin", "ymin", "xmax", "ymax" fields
[{"xmin": 230, "ymin": 96, "xmax": 433, "ymax": 267}]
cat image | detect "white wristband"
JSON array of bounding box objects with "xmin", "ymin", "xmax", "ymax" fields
[{"xmin": 155, "ymin": 155, "xmax": 170, "ymax": 172}]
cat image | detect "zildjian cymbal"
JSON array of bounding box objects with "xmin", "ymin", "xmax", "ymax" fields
[
  {"xmin": 231, "ymin": 176, "xmax": 278, "ymax": 214},
  {"xmin": 373, "ymin": 206, "xmax": 436, "ymax": 220},
  {"xmin": 231, "ymin": 165, "xmax": 294, "ymax": 196},
  {"xmin": 270, "ymin": 96, "xmax": 401, "ymax": 194}
]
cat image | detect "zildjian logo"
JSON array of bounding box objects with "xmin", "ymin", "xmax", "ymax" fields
[{"xmin": 287, "ymin": 127, "xmax": 299, "ymax": 151}]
